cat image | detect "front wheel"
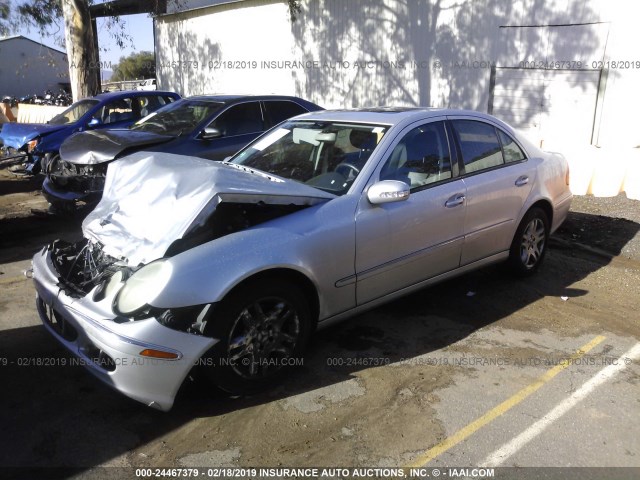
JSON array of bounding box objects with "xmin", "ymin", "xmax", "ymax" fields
[
  {"xmin": 202, "ymin": 279, "xmax": 312, "ymax": 394},
  {"xmin": 508, "ymin": 207, "xmax": 550, "ymax": 276}
]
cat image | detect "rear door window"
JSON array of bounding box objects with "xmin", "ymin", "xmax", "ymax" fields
[
  {"xmin": 135, "ymin": 95, "xmax": 176, "ymax": 117},
  {"xmin": 451, "ymin": 120, "xmax": 504, "ymax": 174},
  {"xmin": 263, "ymin": 101, "xmax": 309, "ymax": 128},
  {"xmin": 212, "ymin": 102, "xmax": 264, "ymax": 137},
  {"xmin": 92, "ymin": 97, "xmax": 136, "ymax": 125}
]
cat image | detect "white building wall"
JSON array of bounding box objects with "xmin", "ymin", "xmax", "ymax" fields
[
  {"xmin": 156, "ymin": 0, "xmax": 639, "ymax": 197},
  {"xmin": 156, "ymin": 0, "xmax": 609, "ymax": 110},
  {"xmin": 0, "ymin": 37, "xmax": 70, "ymax": 98}
]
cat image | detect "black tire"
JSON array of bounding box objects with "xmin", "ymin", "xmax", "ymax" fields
[
  {"xmin": 508, "ymin": 207, "xmax": 550, "ymax": 276},
  {"xmin": 201, "ymin": 279, "xmax": 312, "ymax": 395}
]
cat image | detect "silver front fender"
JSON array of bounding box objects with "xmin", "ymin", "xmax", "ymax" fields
[{"xmin": 149, "ymin": 196, "xmax": 359, "ymax": 321}]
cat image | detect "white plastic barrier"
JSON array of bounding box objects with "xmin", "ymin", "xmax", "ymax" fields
[
  {"xmin": 565, "ymin": 146, "xmax": 640, "ymax": 200},
  {"xmin": 16, "ymin": 104, "xmax": 67, "ymax": 124}
]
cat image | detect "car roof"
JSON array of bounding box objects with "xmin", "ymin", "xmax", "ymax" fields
[
  {"xmin": 292, "ymin": 107, "xmax": 502, "ymax": 126},
  {"xmin": 92, "ymin": 90, "xmax": 179, "ymax": 101},
  {"xmin": 185, "ymin": 94, "xmax": 318, "ymax": 105}
]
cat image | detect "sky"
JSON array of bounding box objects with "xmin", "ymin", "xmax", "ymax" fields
[{"xmin": 15, "ymin": 11, "xmax": 155, "ymax": 73}]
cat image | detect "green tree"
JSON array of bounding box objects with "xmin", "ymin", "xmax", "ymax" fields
[
  {"xmin": 0, "ymin": 2, "xmax": 10, "ymax": 36},
  {"xmin": 111, "ymin": 51, "xmax": 156, "ymax": 81}
]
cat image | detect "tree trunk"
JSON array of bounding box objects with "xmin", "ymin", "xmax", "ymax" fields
[{"xmin": 62, "ymin": 0, "xmax": 100, "ymax": 102}]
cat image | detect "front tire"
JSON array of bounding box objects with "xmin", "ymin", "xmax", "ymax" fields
[
  {"xmin": 202, "ymin": 279, "xmax": 312, "ymax": 394},
  {"xmin": 508, "ymin": 207, "xmax": 550, "ymax": 276}
]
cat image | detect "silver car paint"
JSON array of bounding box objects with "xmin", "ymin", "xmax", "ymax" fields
[
  {"xmin": 353, "ymin": 116, "xmax": 465, "ymax": 304},
  {"xmin": 83, "ymin": 151, "xmax": 334, "ymax": 266},
  {"xmin": 150, "ymin": 194, "xmax": 360, "ymax": 319},
  {"xmin": 150, "ymin": 111, "xmax": 569, "ymax": 314},
  {"xmin": 32, "ymin": 247, "xmax": 216, "ymax": 411},
  {"xmin": 32, "ymin": 108, "xmax": 572, "ymax": 410}
]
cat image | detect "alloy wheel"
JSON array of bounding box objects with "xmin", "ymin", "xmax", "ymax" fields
[
  {"xmin": 520, "ymin": 218, "xmax": 546, "ymax": 269},
  {"xmin": 227, "ymin": 297, "xmax": 301, "ymax": 379}
]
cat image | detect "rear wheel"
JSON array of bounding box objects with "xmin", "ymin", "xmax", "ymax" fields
[
  {"xmin": 508, "ymin": 207, "xmax": 550, "ymax": 276},
  {"xmin": 202, "ymin": 279, "xmax": 312, "ymax": 394}
]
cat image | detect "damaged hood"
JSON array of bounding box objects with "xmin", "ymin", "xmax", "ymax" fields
[
  {"xmin": 61, "ymin": 129, "xmax": 175, "ymax": 165},
  {"xmin": 0, "ymin": 122, "xmax": 66, "ymax": 149},
  {"xmin": 82, "ymin": 152, "xmax": 335, "ymax": 266}
]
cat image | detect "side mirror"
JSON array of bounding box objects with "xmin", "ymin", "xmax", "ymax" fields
[
  {"xmin": 367, "ymin": 180, "xmax": 410, "ymax": 205},
  {"xmin": 201, "ymin": 127, "xmax": 222, "ymax": 140},
  {"xmin": 87, "ymin": 118, "xmax": 102, "ymax": 128}
]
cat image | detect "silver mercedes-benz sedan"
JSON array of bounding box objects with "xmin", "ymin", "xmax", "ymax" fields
[{"xmin": 31, "ymin": 108, "xmax": 572, "ymax": 410}]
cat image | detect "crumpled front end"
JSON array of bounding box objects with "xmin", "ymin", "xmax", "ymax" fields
[
  {"xmin": 31, "ymin": 243, "xmax": 217, "ymax": 411},
  {"xmin": 81, "ymin": 151, "xmax": 334, "ymax": 266},
  {"xmin": 0, "ymin": 122, "xmax": 58, "ymax": 150},
  {"xmin": 42, "ymin": 155, "xmax": 107, "ymax": 209},
  {"xmin": 0, "ymin": 144, "xmax": 28, "ymax": 167},
  {"xmin": 59, "ymin": 128, "xmax": 174, "ymax": 165},
  {"xmin": 32, "ymin": 150, "xmax": 335, "ymax": 407},
  {"xmin": 0, "ymin": 122, "xmax": 65, "ymax": 165}
]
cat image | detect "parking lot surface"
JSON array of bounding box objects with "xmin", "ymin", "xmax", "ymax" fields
[{"xmin": 1, "ymin": 168, "xmax": 639, "ymax": 477}]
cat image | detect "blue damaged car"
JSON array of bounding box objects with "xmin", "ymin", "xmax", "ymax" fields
[
  {"xmin": 0, "ymin": 90, "xmax": 180, "ymax": 174},
  {"xmin": 42, "ymin": 95, "xmax": 322, "ymax": 213}
]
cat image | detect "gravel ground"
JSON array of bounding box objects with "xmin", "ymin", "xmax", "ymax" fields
[
  {"xmin": 570, "ymin": 193, "xmax": 640, "ymax": 224},
  {"xmin": 1, "ymin": 170, "xmax": 639, "ymax": 474},
  {"xmin": 555, "ymin": 193, "xmax": 640, "ymax": 262}
]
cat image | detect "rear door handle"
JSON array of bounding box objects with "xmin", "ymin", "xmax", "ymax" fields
[
  {"xmin": 445, "ymin": 193, "xmax": 465, "ymax": 208},
  {"xmin": 515, "ymin": 175, "xmax": 529, "ymax": 187}
]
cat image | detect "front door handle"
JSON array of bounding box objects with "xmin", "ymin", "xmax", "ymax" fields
[
  {"xmin": 445, "ymin": 193, "xmax": 465, "ymax": 208},
  {"xmin": 515, "ymin": 175, "xmax": 529, "ymax": 187}
]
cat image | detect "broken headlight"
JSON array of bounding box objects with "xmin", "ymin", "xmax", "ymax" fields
[
  {"xmin": 26, "ymin": 138, "xmax": 39, "ymax": 153},
  {"xmin": 112, "ymin": 260, "xmax": 173, "ymax": 317}
]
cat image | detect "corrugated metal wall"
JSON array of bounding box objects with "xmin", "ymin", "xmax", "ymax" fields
[{"xmin": 0, "ymin": 37, "xmax": 70, "ymax": 98}]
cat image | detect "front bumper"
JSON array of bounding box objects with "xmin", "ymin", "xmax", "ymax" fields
[
  {"xmin": 0, "ymin": 146, "xmax": 28, "ymax": 163},
  {"xmin": 31, "ymin": 247, "xmax": 217, "ymax": 411},
  {"xmin": 41, "ymin": 176, "xmax": 102, "ymax": 208}
]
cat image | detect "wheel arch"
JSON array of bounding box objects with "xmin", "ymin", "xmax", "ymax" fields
[
  {"xmin": 222, "ymin": 267, "xmax": 321, "ymax": 327},
  {"xmin": 525, "ymin": 198, "xmax": 553, "ymax": 228}
]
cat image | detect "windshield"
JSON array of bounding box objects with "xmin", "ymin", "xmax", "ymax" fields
[
  {"xmin": 48, "ymin": 99, "xmax": 99, "ymax": 125},
  {"xmin": 130, "ymin": 99, "xmax": 224, "ymax": 136},
  {"xmin": 231, "ymin": 120, "xmax": 389, "ymax": 195}
]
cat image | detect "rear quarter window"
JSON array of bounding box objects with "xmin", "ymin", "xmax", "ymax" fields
[{"xmin": 498, "ymin": 130, "xmax": 527, "ymax": 163}]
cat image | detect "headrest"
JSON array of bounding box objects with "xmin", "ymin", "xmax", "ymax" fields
[{"xmin": 350, "ymin": 129, "xmax": 377, "ymax": 150}]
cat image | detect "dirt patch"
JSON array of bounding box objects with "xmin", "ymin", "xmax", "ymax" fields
[
  {"xmin": 0, "ymin": 169, "xmax": 82, "ymax": 264},
  {"xmin": 0, "ymin": 167, "xmax": 639, "ymax": 470},
  {"xmin": 556, "ymin": 193, "xmax": 640, "ymax": 261}
]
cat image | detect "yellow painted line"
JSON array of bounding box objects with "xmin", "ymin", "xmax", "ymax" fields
[{"xmin": 407, "ymin": 334, "xmax": 606, "ymax": 468}]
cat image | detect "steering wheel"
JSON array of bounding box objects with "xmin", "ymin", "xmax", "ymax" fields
[{"xmin": 335, "ymin": 162, "xmax": 360, "ymax": 179}]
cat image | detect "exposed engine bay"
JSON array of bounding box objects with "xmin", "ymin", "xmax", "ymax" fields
[
  {"xmin": 49, "ymin": 238, "xmax": 123, "ymax": 298},
  {"xmin": 165, "ymin": 201, "xmax": 308, "ymax": 256},
  {"xmin": 45, "ymin": 151, "xmax": 335, "ymax": 336},
  {"xmin": 80, "ymin": 152, "xmax": 334, "ymax": 266},
  {"xmin": 47, "ymin": 157, "xmax": 107, "ymax": 195},
  {"xmin": 53, "ymin": 201, "xmax": 309, "ymax": 298}
]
